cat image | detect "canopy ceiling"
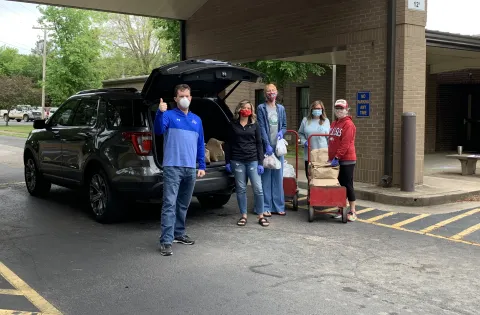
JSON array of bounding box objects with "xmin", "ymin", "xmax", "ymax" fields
[{"xmin": 11, "ymin": 0, "xmax": 208, "ymax": 20}]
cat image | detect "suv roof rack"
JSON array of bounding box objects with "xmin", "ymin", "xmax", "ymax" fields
[{"xmin": 76, "ymin": 88, "xmax": 138, "ymax": 95}]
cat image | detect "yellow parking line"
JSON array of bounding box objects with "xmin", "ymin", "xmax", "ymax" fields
[
  {"xmin": 451, "ymin": 223, "xmax": 480, "ymax": 240},
  {"xmin": 355, "ymin": 207, "xmax": 375, "ymax": 214},
  {"xmin": 315, "ymin": 207, "xmax": 337, "ymax": 213},
  {"xmin": 420, "ymin": 208, "xmax": 480, "ymax": 233},
  {"xmin": 0, "ymin": 262, "xmax": 62, "ymax": 315},
  {"xmin": 391, "ymin": 213, "xmax": 431, "ymax": 228},
  {"xmin": 365, "ymin": 212, "xmax": 396, "ymax": 223},
  {"xmin": 357, "ymin": 219, "xmax": 480, "ymax": 247},
  {"xmin": 0, "ymin": 289, "xmax": 22, "ymax": 295},
  {"xmin": 0, "ymin": 309, "xmax": 53, "ymax": 315}
]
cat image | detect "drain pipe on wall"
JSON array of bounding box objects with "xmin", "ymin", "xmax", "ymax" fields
[
  {"xmin": 331, "ymin": 64, "xmax": 337, "ymax": 121},
  {"xmin": 382, "ymin": 0, "xmax": 396, "ymax": 187},
  {"xmin": 180, "ymin": 20, "xmax": 187, "ymax": 61}
]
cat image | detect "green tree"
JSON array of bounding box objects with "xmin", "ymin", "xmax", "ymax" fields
[
  {"xmin": 152, "ymin": 19, "xmax": 180, "ymax": 61},
  {"xmin": 39, "ymin": 6, "xmax": 103, "ymax": 105},
  {"xmin": 101, "ymin": 14, "xmax": 172, "ymax": 75},
  {"xmin": 0, "ymin": 46, "xmax": 42, "ymax": 81},
  {"xmin": 241, "ymin": 60, "xmax": 326, "ymax": 88},
  {"xmin": 0, "ymin": 76, "xmax": 41, "ymax": 126}
]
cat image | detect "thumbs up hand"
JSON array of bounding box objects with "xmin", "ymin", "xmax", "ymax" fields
[{"xmin": 159, "ymin": 98, "xmax": 167, "ymax": 112}]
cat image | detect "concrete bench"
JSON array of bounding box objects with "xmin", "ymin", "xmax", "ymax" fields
[{"xmin": 445, "ymin": 154, "xmax": 480, "ymax": 175}]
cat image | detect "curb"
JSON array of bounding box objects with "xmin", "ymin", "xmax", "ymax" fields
[{"xmin": 297, "ymin": 180, "xmax": 480, "ymax": 207}]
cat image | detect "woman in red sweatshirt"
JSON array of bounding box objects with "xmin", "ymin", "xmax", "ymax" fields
[{"xmin": 328, "ymin": 99, "xmax": 357, "ymax": 221}]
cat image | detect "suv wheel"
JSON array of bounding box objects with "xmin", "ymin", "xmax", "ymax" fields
[
  {"xmin": 87, "ymin": 168, "xmax": 124, "ymax": 223},
  {"xmin": 25, "ymin": 156, "xmax": 51, "ymax": 197},
  {"xmin": 23, "ymin": 115, "xmax": 29, "ymax": 122},
  {"xmin": 3, "ymin": 114, "xmax": 8, "ymax": 122},
  {"xmin": 197, "ymin": 194, "xmax": 231, "ymax": 209}
]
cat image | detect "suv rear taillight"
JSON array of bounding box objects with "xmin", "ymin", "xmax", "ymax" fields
[{"xmin": 122, "ymin": 132, "xmax": 152, "ymax": 156}]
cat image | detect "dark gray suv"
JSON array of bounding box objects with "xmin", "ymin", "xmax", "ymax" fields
[{"xmin": 23, "ymin": 59, "xmax": 264, "ymax": 223}]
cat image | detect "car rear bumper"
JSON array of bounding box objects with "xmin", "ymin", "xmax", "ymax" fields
[{"xmin": 111, "ymin": 167, "xmax": 235, "ymax": 200}]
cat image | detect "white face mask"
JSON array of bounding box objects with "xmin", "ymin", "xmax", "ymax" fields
[
  {"xmin": 178, "ymin": 97, "xmax": 190, "ymax": 109},
  {"xmin": 335, "ymin": 108, "xmax": 348, "ymax": 119}
]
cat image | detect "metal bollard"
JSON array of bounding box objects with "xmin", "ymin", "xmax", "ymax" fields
[{"xmin": 401, "ymin": 112, "xmax": 416, "ymax": 192}]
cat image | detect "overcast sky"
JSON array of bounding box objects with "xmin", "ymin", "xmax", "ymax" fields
[{"xmin": 1, "ymin": 0, "xmax": 480, "ymax": 55}]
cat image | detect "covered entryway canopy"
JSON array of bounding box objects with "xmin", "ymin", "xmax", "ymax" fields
[
  {"xmin": 11, "ymin": 0, "xmax": 206, "ymax": 19},
  {"xmin": 277, "ymin": 31, "xmax": 480, "ymax": 75}
]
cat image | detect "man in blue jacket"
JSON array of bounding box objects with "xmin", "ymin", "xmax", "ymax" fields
[{"xmin": 154, "ymin": 84, "xmax": 206, "ymax": 256}]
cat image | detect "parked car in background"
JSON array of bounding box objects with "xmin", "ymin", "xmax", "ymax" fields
[
  {"xmin": 23, "ymin": 59, "xmax": 264, "ymax": 223},
  {"xmin": 1, "ymin": 105, "xmax": 42, "ymax": 122}
]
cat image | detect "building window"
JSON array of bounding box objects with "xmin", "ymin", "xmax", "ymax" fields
[
  {"xmin": 297, "ymin": 87, "xmax": 310, "ymax": 125},
  {"xmin": 255, "ymin": 89, "xmax": 265, "ymax": 108}
]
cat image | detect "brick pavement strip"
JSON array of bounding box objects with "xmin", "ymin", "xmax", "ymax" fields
[{"xmin": 0, "ymin": 262, "xmax": 62, "ymax": 315}]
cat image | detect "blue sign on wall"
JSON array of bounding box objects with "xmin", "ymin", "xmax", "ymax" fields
[{"xmin": 356, "ymin": 91, "xmax": 370, "ymax": 118}]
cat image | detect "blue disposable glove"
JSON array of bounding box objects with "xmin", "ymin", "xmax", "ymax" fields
[
  {"xmin": 225, "ymin": 163, "xmax": 232, "ymax": 173},
  {"xmin": 277, "ymin": 130, "xmax": 283, "ymax": 139},
  {"xmin": 330, "ymin": 158, "xmax": 339, "ymax": 167},
  {"xmin": 257, "ymin": 165, "xmax": 264, "ymax": 175},
  {"xmin": 265, "ymin": 145, "xmax": 273, "ymax": 156},
  {"xmin": 304, "ymin": 140, "xmax": 308, "ymax": 148}
]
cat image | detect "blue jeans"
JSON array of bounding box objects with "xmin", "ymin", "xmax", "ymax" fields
[
  {"xmin": 231, "ymin": 160, "xmax": 264, "ymax": 215},
  {"xmin": 160, "ymin": 166, "xmax": 196, "ymax": 245},
  {"xmin": 262, "ymin": 155, "xmax": 285, "ymax": 213}
]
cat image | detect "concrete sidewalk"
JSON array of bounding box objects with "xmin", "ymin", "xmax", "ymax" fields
[{"xmin": 287, "ymin": 153, "xmax": 480, "ymax": 207}]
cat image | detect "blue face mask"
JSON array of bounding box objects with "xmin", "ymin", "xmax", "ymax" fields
[{"xmin": 312, "ymin": 109, "xmax": 322, "ymax": 117}]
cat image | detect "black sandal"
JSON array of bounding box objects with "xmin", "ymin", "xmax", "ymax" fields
[
  {"xmin": 237, "ymin": 217, "xmax": 247, "ymax": 226},
  {"xmin": 258, "ymin": 217, "xmax": 269, "ymax": 227}
]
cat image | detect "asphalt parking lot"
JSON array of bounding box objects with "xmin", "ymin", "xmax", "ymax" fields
[{"xmin": 1, "ymin": 182, "xmax": 480, "ymax": 315}]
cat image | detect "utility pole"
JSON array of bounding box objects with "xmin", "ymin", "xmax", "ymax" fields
[{"xmin": 32, "ymin": 25, "xmax": 54, "ymax": 119}]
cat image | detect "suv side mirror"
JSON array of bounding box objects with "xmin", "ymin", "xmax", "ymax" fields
[{"xmin": 33, "ymin": 119, "xmax": 46, "ymax": 129}]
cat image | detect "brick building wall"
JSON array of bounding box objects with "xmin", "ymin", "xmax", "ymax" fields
[{"xmin": 186, "ymin": 0, "xmax": 428, "ymax": 185}]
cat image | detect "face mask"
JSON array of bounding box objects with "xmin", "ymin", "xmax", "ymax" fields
[
  {"xmin": 239, "ymin": 109, "xmax": 252, "ymax": 117},
  {"xmin": 312, "ymin": 109, "xmax": 322, "ymax": 117},
  {"xmin": 266, "ymin": 92, "xmax": 277, "ymax": 101},
  {"xmin": 335, "ymin": 108, "xmax": 347, "ymax": 119},
  {"xmin": 178, "ymin": 97, "xmax": 190, "ymax": 109}
]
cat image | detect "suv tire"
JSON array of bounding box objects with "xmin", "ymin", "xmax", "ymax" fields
[
  {"xmin": 3, "ymin": 115, "xmax": 8, "ymax": 122},
  {"xmin": 197, "ymin": 194, "xmax": 231, "ymax": 209},
  {"xmin": 25, "ymin": 156, "xmax": 51, "ymax": 197},
  {"xmin": 87, "ymin": 167, "xmax": 125, "ymax": 223},
  {"xmin": 23, "ymin": 115, "xmax": 29, "ymax": 122}
]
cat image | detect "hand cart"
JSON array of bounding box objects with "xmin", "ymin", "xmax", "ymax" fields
[
  {"xmin": 283, "ymin": 130, "xmax": 299, "ymax": 211},
  {"xmin": 307, "ymin": 134, "xmax": 348, "ymax": 223}
]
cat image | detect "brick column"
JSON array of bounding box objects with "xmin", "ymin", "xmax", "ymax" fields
[
  {"xmin": 346, "ymin": 41, "xmax": 387, "ymax": 184},
  {"xmin": 346, "ymin": 0, "xmax": 427, "ymax": 185},
  {"xmin": 393, "ymin": 0, "xmax": 427, "ymax": 185}
]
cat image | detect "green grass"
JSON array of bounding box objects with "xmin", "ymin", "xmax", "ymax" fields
[{"xmin": 0, "ymin": 125, "xmax": 33, "ymax": 138}]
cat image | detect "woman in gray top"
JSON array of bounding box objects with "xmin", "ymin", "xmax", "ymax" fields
[{"xmin": 298, "ymin": 100, "xmax": 330, "ymax": 178}]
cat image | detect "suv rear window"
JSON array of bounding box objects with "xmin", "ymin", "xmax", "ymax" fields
[{"xmin": 106, "ymin": 98, "xmax": 147, "ymax": 129}]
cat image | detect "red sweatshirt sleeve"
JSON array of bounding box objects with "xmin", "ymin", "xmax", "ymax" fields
[{"xmin": 335, "ymin": 121, "xmax": 355, "ymax": 160}]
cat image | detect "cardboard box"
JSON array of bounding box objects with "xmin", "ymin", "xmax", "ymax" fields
[
  {"xmin": 309, "ymin": 178, "xmax": 340, "ymax": 187},
  {"xmin": 309, "ymin": 162, "xmax": 339, "ymax": 179},
  {"xmin": 310, "ymin": 148, "xmax": 329, "ymax": 163}
]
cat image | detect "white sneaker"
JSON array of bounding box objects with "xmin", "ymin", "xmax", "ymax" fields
[{"xmin": 331, "ymin": 208, "xmax": 342, "ymax": 219}]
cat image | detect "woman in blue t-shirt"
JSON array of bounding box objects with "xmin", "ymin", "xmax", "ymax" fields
[{"xmin": 298, "ymin": 100, "xmax": 330, "ymax": 178}]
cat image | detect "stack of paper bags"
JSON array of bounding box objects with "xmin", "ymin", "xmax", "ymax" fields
[
  {"xmin": 308, "ymin": 148, "xmax": 340, "ymax": 187},
  {"xmin": 206, "ymin": 138, "xmax": 225, "ymax": 162}
]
